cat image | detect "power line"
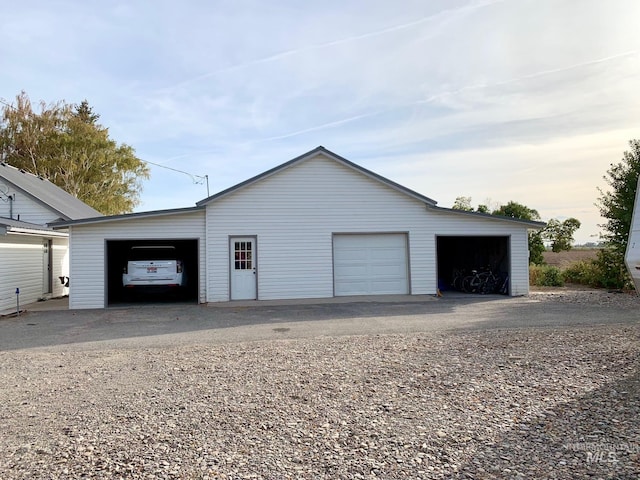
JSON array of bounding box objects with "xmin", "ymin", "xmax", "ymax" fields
[
  {"xmin": 142, "ymin": 159, "xmax": 210, "ymax": 197},
  {"xmin": 1, "ymin": 98, "xmax": 211, "ymax": 197}
]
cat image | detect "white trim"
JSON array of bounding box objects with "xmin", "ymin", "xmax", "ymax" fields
[{"xmin": 7, "ymin": 227, "xmax": 68, "ymax": 238}]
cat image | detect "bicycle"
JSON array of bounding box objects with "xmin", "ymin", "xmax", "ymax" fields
[{"xmin": 462, "ymin": 268, "xmax": 500, "ymax": 294}]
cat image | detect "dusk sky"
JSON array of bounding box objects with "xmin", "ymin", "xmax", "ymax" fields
[{"xmin": 2, "ymin": 0, "xmax": 639, "ymax": 243}]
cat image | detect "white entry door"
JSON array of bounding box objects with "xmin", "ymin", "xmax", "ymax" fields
[{"xmin": 230, "ymin": 237, "xmax": 257, "ymax": 300}]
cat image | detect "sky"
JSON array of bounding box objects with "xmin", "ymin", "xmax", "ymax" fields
[{"xmin": 1, "ymin": 0, "xmax": 639, "ymax": 244}]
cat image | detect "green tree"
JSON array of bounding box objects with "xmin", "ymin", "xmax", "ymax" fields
[
  {"xmin": 595, "ymin": 139, "xmax": 640, "ymax": 288},
  {"xmin": 0, "ymin": 92, "xmax": 149, "ymax": 214},
  {"xmin": 492, "ymin": 201, "xmax": 541, "ymax": 221},
  {"xmin": 452, "ymin": 198, "xmax": 580, "ymax": 263},
  {"xmin": 543, "ymin": 218, "xmax": 581, "ymax": 252},
  {"xmin": 492, "ymin": 201, "xmax": 545, "ymax": 264}
]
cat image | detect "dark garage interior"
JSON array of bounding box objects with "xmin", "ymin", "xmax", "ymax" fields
[
  {"xmin": 106, "ymin": 239, "xmax": 199, "ymax": 305},
  {"xmin": 437, "ymin": 236, "xmax": 510, "ymax": 295}
]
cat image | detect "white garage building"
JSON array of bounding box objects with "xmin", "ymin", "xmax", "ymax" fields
[{"xmin": 54, "ymin": 147, "xmax": 544, "ymax": 309}]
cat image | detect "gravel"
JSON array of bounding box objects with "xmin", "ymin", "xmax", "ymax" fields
[{"xmin": 1, "ymin": 291, "xmax": 639, "ymax": 479}]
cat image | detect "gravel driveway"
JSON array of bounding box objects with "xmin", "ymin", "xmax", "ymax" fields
[{"xmin": 0, "ymin": 289, "xmax": 638, "ymax": 479}]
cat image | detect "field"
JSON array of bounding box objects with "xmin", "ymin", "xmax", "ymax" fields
[{"xmin": 542, "ymin": 248, "xmax": 599, "ymax": 268}]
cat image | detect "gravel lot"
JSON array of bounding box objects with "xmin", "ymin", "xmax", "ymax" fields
[{"xmin": 1, "ymin": 290, "xmax": 639, "ymax": 479}]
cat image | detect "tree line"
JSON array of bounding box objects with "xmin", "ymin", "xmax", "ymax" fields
[
  {"xmin": 451, "ymin": 197, "xmax": 581, "ymax": 265},
  {"xmin": 452, "ymin": 140, "xmax": 640, "ymax": 289}
]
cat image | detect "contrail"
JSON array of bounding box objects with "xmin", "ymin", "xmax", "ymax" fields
[
  {"xmin": 254, "ymin": 49, "xmax": 639, "ymax": 144},
  {"xmin": 418, "ymin": 50, "xmax": 640, "ymax": 104},
  {"xmin": 161, "ymin": 0, "xmax": 504, "ymax": 91},
  {"xmin": 253, "ymin": 111, "xmax": 384, "ymax": 143}
]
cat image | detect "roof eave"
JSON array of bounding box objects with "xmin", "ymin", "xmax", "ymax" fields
[
  {"xmin": 5, "ymin": 226, "xmax": 68, "ymax": 237},
  {"xmin": 427, "ymin": 205, "xmax": 547, "ymax": 229},
  {"xmin": 50, "ymin": 205, "xmax": 206, "ymax": 228}
]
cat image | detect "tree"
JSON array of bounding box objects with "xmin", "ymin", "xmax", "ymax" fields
[
  {"xmin": 492, "ymin": 201, "xmax": 541, "ymax": 221},
  {"xmin": 492, "ymin": 201, "xmax": 545, "ymax": 264},
  {"xmin": 452, "ymin": 196, "xmax": 491, "ymax": 214},
  {"xmin": 597, "ymin": 139, "xmax": 640, "ymax": 253},
  {"xmin": 0, "ymin": 92, "xmax": 149, "ymax": 214},
  {"xmin": 452, "ymin": 196, "xmax": 474, "ymax": 211},
  {"xmin": 543, "ymin": 218, "xmax": 581, "ymax": 252},
  {"xmin": 453, "ymin": 198, "xmax": 580, "ymax": 263},
  {"xmin": 595, "ymin": 139, "xmax": 640, "ymax": 288}
]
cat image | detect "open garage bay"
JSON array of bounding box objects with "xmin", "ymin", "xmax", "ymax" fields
[{"xmin": 106, "ymin": 239, "xmax": 199, "ymax": 305}]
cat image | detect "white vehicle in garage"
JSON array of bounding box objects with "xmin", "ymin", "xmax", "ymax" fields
[
  {"xmin": 625, "ymin": 177, "xmax": 640, "ymax": 292},
  {"xmin": 122, "ymin": 246, "xmax": 184, "ymax": 289}
]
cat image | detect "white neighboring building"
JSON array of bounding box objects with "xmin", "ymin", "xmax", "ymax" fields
[
  {"xmin": 625, "ymin": 176, "xmax": 640, "ymax": 292},
  {"xmin": 55, "ymin": 147, "xmax": 545, "ymax": 309},
  {"xmin": 0, "ymin": 162, "xmax": 101, "ymax": 313}
]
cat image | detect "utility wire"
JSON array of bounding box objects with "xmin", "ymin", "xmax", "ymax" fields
[
  {"xmin": 143, "ymin": 159, "xmax": 210, "ymax": 197},
  {"xmin": 1, "ymin": 98, "xmax": 211, "ymax": 196}
]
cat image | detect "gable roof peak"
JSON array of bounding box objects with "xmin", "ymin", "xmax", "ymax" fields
[{"xmin": 196, "ymin": 146, "xmax": 438, "ymax": 207}]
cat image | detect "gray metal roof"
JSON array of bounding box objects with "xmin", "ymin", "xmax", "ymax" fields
[
  {"xmin": 48, "ymin": 147, "xmax": 545, "ymax": 231},
  {"xmin": 196, "ymin": 146, "xmax": 439, "ymax": 207},
  {"xmin": 427, "ymin": 205, "xmax": 547, "ymax": 229},
  {"xmin": 0, "ymin": 162, "xmax": 102, "ymax": 220},
  {"xmin": 50, "ymin": 205, "xmax": 205, "ymax": 228}
]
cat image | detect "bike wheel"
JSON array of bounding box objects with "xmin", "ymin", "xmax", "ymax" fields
[{"xmin": 461, "ymin": 276, "xmax": 473, "ymax": 293}]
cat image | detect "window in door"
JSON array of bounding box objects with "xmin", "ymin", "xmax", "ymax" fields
[{"xmin": 234, "ymin": 241, "xmax": 253, "ymax": 270}]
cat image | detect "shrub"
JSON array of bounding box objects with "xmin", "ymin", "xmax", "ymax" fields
[
  {"xmin": 529, "ymin": 265, "xmax": 564, "ymax": 287},
  {"xmin": 562, "ymin": 260, "xmax": 600, "ymax": 286},
  {"xmin": 592, "ymin": 247, "xmax": 633, "ymax": 290}
]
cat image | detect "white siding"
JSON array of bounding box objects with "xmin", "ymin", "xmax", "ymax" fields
[
  {"xmin": 52, "ymin": 237, "xmax": 69, "ymax": 298},
  {"xmin": 625, "ymin": 177, "xmax": 640, "ymax": 292},
  {"xmin": 0, "ymin": 185, "xmax": 61, "ymax": 225},
  {"xmin": 207, "ymin": 156, "xmax": 528, "ymax": 302},
  {"xmin": 68, "ymin": 211, "xmax": 206, "ymax": 309},
  {"xmin": 205, "ymin": 154, "xmax": 533, "ymax": 302},
  {"xmin": 0, "ymin": 235, "xmax": 45, "ymax": 312}
]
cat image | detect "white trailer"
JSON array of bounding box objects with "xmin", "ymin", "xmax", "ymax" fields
[{"xmin": 625, "ymin": 176, "xmax": 640, "ymax": 292}]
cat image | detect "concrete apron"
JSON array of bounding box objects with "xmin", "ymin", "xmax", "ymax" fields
[
  {"xmin": 207, "ymin": 294, "xmax": 439, "ymax": 308},
  {"xmin": 2, "ymin": 294, "xmax": 440, "ymax": 315}
]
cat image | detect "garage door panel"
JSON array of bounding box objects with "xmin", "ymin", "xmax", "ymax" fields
[
  {"xmin": 335, "ymin": 280, "xmax": 368, "ymax": 295},
  {"xmin": 372, "ymin": 278, "xmax": 406, "ymax": 292},
  {"xmin": 334, "ymin": 234, "xmax": 408, "ymax": 296},
  {"xmin": 335, "ymin": 249, "xmax": 368, "ymax": 262},
  {"xmin": 370, "ymin": 247, "xmax": 404, "ymax": 261},
  {"xmin": 371, "ymin": 264, "xmax": 405, "ymax": 276},
  {"xmin": 335, "ymin": 264, "xmax": 369, "ymax": 276}
]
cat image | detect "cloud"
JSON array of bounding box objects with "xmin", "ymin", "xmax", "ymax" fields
[{"xmin": 1, "ymin": 0, "xmax": 639, "ymax": 245}]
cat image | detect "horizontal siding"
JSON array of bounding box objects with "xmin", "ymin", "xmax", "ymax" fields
[
  {"xmin": 206, "ymin": 154, "xmax": 533, "ymax": 301},
  {"xmin": 0, "ymin": 235, "xmax": 45, "ymax": 312},
  {"xmin": 0, "ymin": 186, "xmax": 60, "ymax": 225},
  {"xmin": 69, "ymin": 211, "xmax": 206, "ymax": 309},
  {"xmin": 206, "ymin": 157, "xmax": 425, "ymax": 301},
  {"xmin": 52, "ymin": 238, "xmax": 69, "ymax": 298}
]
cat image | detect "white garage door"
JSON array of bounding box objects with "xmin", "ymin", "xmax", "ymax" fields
[{"xmin": 333, "ymin": 234, "xmax": 409, "ymax": 296}]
